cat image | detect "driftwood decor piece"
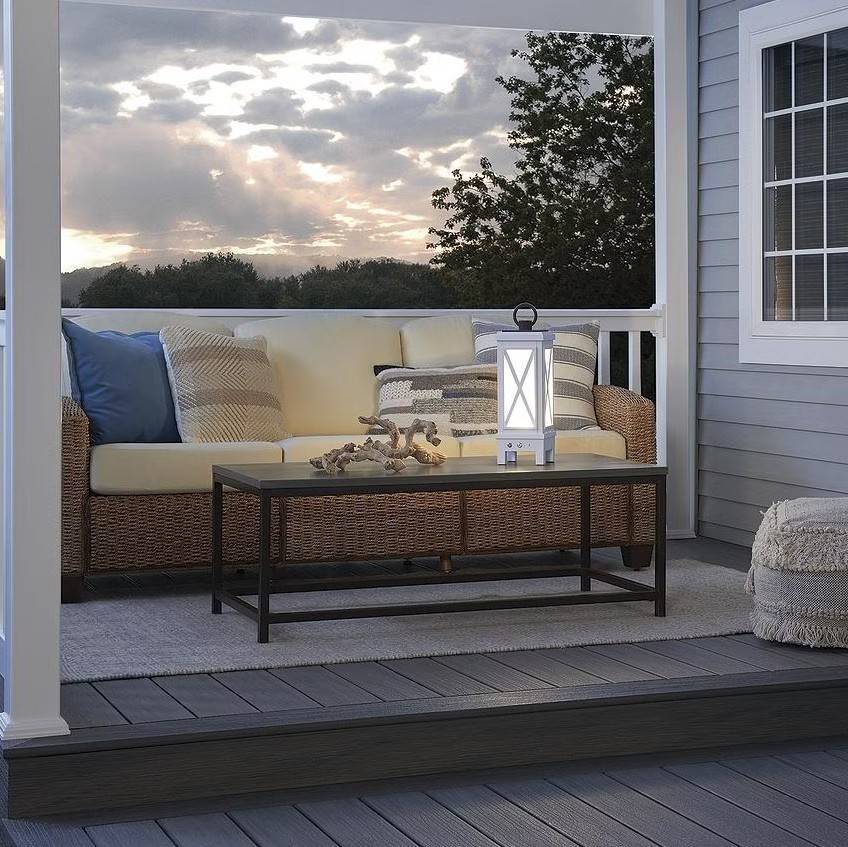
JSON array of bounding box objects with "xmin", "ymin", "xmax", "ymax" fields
[{"xmin": 309, "ymin": 416, "xmax": 446, "ymax": 473}]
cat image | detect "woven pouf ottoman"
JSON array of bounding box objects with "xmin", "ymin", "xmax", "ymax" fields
[{"xmin": 747, "ymin": 497, "xmax": 848, "ymax": 648}]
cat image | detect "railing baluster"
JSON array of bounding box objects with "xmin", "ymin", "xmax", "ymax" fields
[
  {"xmin": 628, "ymin": 330, "xmax": 642, "ymax": 395},
  {"xmin": 597, "ymin": 331, "xmax": 611, "ymax": 386}
]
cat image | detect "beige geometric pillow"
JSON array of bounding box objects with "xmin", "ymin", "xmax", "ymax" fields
[{"xmin": 160, "ymin": 326, "xmax": 285, "ymax": 443}]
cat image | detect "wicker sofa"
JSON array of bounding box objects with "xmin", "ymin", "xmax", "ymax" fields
[{"xmin": 60, "ymin": 312, "xmax": 656, "ymax": 601}]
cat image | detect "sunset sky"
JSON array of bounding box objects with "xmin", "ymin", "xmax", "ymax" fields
[{"xmin": 51, "ymin": 4, "xmax": 527, "ymax": 272}]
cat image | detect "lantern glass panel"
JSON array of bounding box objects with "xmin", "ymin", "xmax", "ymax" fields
[
  {"xmin": 544, "ymin": 346, "xmax": 553, "ymax": 428},
  {"xmin": 503, "ymin": 347, "xmax": 536, "ymax": 429}
]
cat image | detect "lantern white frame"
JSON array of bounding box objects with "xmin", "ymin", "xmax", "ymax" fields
[{"xmin": 496, "ymin": 329, "xmax": 556, "ymax": 464}]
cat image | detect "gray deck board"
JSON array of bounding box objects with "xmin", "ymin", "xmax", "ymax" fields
[
  {"xmin": 428, "ymin": 784, "xmax": 578, "ymax": 847},
  {"xmin": 668, "ymin": 761, "xmax": 848, "ymax": 847},
  {"xmin": 777, "ymin": 751, "xmax": 848, "ymax": 789},
  {"xmin": 640, "ymin": 639, "xmax": 761, "ymax": 674},
  {"xmin": 491, "ymin": 777, "xmax": 655, "ymax": 847},
  {"xmin": 92, "ymin": 679, "xmax": 194, "ymax": 724},
  {"xmin": 365, "ymin": 791, "xmax": 500, "ymax": 847},
  {"xmin": 211, "ymin": 670, "xmax": 319, "ymax": 712},
  {"xmin": 298, "ymin": 797, "xmax": 417, "ymax": 847},
  {"xmin": 159, "ymin": 814, "xmax": 257, "ymax": 847},
  {"xmin": 327, "ymin": 662, "xmax": 438, "ymax": 701},
  {"xmin": 690, "ymin": 636, "xmax": 816, "ymax": 670},
  {"xmin": 153, "ymin": 675, "xmax": 257, "ymax": 717},
  {"xmin": 730, "ymin": 634, "xmax": 848, "ymax": 667},
  {"xmin": 60, "ymin": 684, "xmax": 129, "ymax": 729},
  {"xmin": 229, "ymin": 806, "xmax": 337, "ymax": 847},
  {"xmin": 379, "ymin": 658, "xmax": 496, "ymax": 696},
  {"xmin": 3, "ymin": 821, "xmax": 95, "ymax": 847},
  {"xmin": 610, "ymin": 765, "xmax": 811, "ymax": 847},
  {"xmin": 86, "ymin": 821, "xmax": 176, "ymax": 847},
  {"xmin": 549, "ymin": 771, "xmax": 734, "ymax": 847},
  {"xmin": 269, "ymin": 666, "xmax": 380, "ymax": 706},
  {"xmin": 584, "ymin": 643, "xmax": 713, "ymax": 678},
  {"xmin": 538, "ymin": 646, "xmax": 660, "ymax": 682},
  {"xmin": 433, "ymin": 653, "xmax": 554, "ymax": 691},
  {"xmin": 483, "ymin": 650, "xmax": 605, "ymax": 686}
]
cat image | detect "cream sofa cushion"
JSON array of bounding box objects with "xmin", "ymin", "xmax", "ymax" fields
[
  {"xmin": 458, "ymin": 429, "xmax": 627, "ymax": 459},
  {"xmin": 278, "ymin": 433, "xmax": 462, "ymax": 463},
  {"xmin": 90, "ymin": 441, "xmax": 282, "ymax": 494},
  {"xmin": 235, "ymin": 315, "xmax": 401, "ymax": 436},
  {"xmin": 400, "ymin": 314, "xmax": 475, "ymax": 367}
]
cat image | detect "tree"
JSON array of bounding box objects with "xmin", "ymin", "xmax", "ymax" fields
[{"xmin": 428, "ymin": 32, "xmax": 654, "ymax": 310}]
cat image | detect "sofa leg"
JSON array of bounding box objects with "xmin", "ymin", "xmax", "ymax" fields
[
  {"xmin": 621, "ymin": 545, "xmax": 654, "ymax": 571},
  {"xmin": 439, "ymin": 554, "xmax": 454, "ymax": 574},
  {"xmin": 62, "ymin": 574, "xmax": 85, "ymax": 603}
]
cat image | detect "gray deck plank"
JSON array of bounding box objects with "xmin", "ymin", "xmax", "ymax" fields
[
  {"xmin": 298, "ymin": 797, "xmax": 417, "ymax": 847},
  {"xmin": 724, "ymin": 755, "xmax": 848, "ymax": 822},
  {"xmin": 380, "ymin": 658, "xmax": 496, "ymax": 696},
  {"xmin": 491, "ymin": 777, "xmax": 655, "ymax": 847},
  {"xmin": 211, "ymin": 670, "xmax": 319, "ymax": 712},
  {"xmin": 159, "ymin": 814, "xmax": 256, "ymax": 847},
  {"xmin": 538, "ymin": 646, "xmax": 660, "ymax": 682},
  {"xmin": 548, "ymin": 770, "xmax": 734, "ymax": 847},
  {"xmin": 777, "ymin": 751, "xmax": 848, "ymax": 789},
  {"xmin": 668, "ymin": 761, "xmax": 848, "ymax": 847},
  {"xmin": 429, "ymin": 784, "xmax": 577, "ymax": 846},
  {"xmin": 229, "ymin": 806, "xmax": 337, "ymax": 847},
  {"xmin": 433, "ymin": 654, "xmax": 554, "ymax": 691},
  {"xmin": 3, "ymin": 821, "xmax": 95, "ymax": 847},
  {"xmin": 365, "ymin": 791, "xmax": 500, "ymax": 847},
  {"xmin": 153, "ymin": 675, "xmax": 257, "ymax": 717},
  {"xmin": 92, "ymin": 679, "xmax": 194, "ymax": 724},
  {"xmin": 483, "ymin": 651, "xmax": 605, "ymax": 687},
  {"xmin": 689, "ymin": 636, "xmax": 816, "ymax": 670},
  {"xmin": 583, "ymin": 643, "xmax": 713, "ymax": 679},
  {"xmin": 326, "ymin": 662, "xmax": 438, "ymax": 701},
  {"xmin": 641, "ymin": 639, "xmax": 762, "ymax": 674},
  {"xmin": 60, "ymin": 684, "xmax": 129, "ymax": 729},
  {"xmin": 611, "ymin": 765, "xmax": 811, "ymax": 847},
  {"xmin": 269, "ymin": 666, "xmax": 380, "ymax": 707},
  {"xmin": 86, "ymin": 821, "xmax": 175, "ymax": 847},
  {"xmin": 730, "ymin": 634, "xmax": 848, "ymax": 667}
]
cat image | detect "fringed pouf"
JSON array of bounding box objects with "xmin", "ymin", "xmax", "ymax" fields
[{"xmin": 747, "ymin": 497, "xmax": 848, "ymax": 648}]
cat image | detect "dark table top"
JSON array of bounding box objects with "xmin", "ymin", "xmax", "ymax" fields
[{"xmin": 213, "ymin": 453, "xmax": 666, "ymax": 495}]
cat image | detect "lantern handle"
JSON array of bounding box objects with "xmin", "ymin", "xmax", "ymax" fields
[{"xmin": 512, "ymin": 302, "xmax": 538, "ymax": 331}]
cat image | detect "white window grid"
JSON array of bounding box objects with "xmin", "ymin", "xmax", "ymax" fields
[{"xmin": 760, "ymin": 33, "xmax": 848, "ymax": 320}]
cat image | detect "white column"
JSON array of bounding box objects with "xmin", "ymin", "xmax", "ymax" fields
[
  {"xmin": 653, "ymin": 0, "xmax": 697, "ymax": 539},
  {"xmin": 1, "ymin": 0, "xmax": 69, "ymax": 740}
]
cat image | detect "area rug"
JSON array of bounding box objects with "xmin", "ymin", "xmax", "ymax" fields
[{"xmin": 60, "ymin": 559, "xmax": 752, "ymax": 682}]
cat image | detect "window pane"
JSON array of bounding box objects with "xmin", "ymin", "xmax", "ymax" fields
[
  {"xmin": 764, "ymin": 114, "xmax": 792, "ymax": 181},
  {"xmin": 827, "ymin": 178, "xmax": 848, "ymax": 246},
  {"xmin": 795, "ymin": 255, "xmax": 824, "ymax": 320},
  {"xmin": 827, "ymin": 103, "xmax": 848, "ymax": 172},
  {"xmin": 764, "ymin": 256, "xmax": 793, "ymax": 320},
  {"xmin": 795, "ymin": 181, "xmax": 824, "ymax": 248},
  {"xmin": 827, "ymin": 253, "xmax": 848, "ymax": 319},
  {"xmin": 795, "ymin": 109, "xmax": 823, "ymax": 177},
  {"xmin": 764, "ymin": 186, "xmax": 793, "ymax": 251},
  {"xmin": 795, "ymin": 35, "xmax": 825, "ymax": 105},
  {"xmin": 828, "ymin": 28, "xmax": 848, "ymax": 100},
  {"xmin": 764, "ymin": 42, "xmax": 792, "ymax": 111}
]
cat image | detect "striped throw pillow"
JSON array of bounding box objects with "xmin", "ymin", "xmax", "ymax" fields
[
  {"xmin": 472, "ymin": 319, "xmax": 600, "ymax": 431},
  {"xmin": 160, "ymin": 326, "xmax": 285, "ymax": 443}
]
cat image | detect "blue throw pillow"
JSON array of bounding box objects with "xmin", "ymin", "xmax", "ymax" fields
[{"xmin": 62, "ymin": 319, "xmax": 180, "ymax": 445}]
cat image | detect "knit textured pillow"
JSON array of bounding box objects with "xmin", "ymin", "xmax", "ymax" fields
[
  {"xmin": 160, "ymin": 326, "xmax": 285, "ymax": 443},
  {"xmin": 472, "ymin": 319, "xmax": 600, "ymax": 430}
]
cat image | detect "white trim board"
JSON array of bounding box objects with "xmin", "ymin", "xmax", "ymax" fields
[{"xmin": 738, "ymin": 0, "xmax": 848, "ymax": 366}]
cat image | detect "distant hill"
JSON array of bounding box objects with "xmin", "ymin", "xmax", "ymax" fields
[{"xmin": 0, "ymin": 258, "xmax": 124, "ymax": 307}]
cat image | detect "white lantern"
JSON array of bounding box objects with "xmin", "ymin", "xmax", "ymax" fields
[{"xmin": 496, "ymin": 303, "xmax": 555, "ymax": 465}]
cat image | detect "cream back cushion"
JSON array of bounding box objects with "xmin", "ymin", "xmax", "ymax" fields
[
  {"xmin": 400, "ymin": 314, "xmax": 475, "ymax": 367},
  {"xmin": 235, "ymin": 315, "xmax": 402, "ymax": 436},
  {"xmin": 160, "ymin": 326, "xmax": 285, "ymax": 443}
]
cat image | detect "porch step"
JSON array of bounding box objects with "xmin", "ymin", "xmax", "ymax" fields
[{"xmin": 5, "ymin": 666, "xmax": 848, "ymax": 818}]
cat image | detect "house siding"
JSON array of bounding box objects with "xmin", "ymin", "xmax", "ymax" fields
[{"xmin": 696, "ymin": 0, "xmax": 848, "ymax": 547}]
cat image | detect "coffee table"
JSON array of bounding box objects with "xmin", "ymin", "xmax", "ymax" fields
[{"xmin": 212, "ymin": 454, "xmax": 667, "ymax": 642}]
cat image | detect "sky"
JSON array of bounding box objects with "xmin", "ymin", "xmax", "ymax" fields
[{"xmin": 49, "ymin": 4, "xmax": 528, "ymax": 272}]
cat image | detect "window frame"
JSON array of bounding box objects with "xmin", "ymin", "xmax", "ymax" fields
[{"xmin": 739, "ymin": 0, "xmax": 848, "ymax": 365}]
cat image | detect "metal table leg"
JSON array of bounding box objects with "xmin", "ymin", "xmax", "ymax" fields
[
  {"xmin": 580, "ymin": 484, "xmax": 591, "ymax": 591},
  {"xmin": 654, "ymin": 476, "xmax": 667, "ymax": 617},
  {"xmin": 258, "ymin": 491, "xmax": 272, "ymax": 643},
  {"xmin": 211, "ymin": 480, "xmax": 223, "ymax": 614}
]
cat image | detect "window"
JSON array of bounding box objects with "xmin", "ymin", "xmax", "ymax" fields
[{"xmin": 739, "ymin": 0, "xmax": 848, "ymax": 365}]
